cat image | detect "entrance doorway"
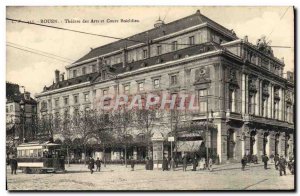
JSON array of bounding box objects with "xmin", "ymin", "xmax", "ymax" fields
[
  {"xmin": 263, "ymin": 132, "xmax": 269, "ymax": 155},
  {"xmin": 275, "ymin": 133, "xmax": 280, "ymax": 155},
  {"xmin": 227, "ymin": 129, "xmax": 235, "ymax": 159},
  {"xmin": 250, "ymin": 130, "xmax": 256, "ymax": 155}
]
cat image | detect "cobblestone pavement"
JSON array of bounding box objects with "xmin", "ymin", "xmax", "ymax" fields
[{"xmin": 6, "ymin": 162, "xmax": 294, "ymax": 191}]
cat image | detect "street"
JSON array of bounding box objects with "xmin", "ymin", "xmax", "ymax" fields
[{"xmin": 6, "ymin": 162, "xmax": 294, "ymax": 191}]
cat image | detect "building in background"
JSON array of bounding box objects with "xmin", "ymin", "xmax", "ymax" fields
[
  {"xmin": 36, "ymin": 10, "xmax": 294, "ymax": 164},
  {"xmin": 6, "ymin": 82, "xmax": 38, "ymax": 153}
]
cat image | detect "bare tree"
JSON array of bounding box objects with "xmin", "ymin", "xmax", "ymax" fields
[{"xmin": 110, "ymin": 109, "xmax": 134, "ymax": 167}]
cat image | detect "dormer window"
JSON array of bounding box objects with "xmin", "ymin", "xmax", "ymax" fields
[
  {"xmin": 172, "ymin": 41, "xmax": 178, "ymax": 51},
  {"xmin": 82, "ymin": 67, "xmax": 86, "ymax": 75},
  {"xmin": 73, "ymin": 70, "xmax": 77, "ymax": 78},
  {"xmin": 157, "ymin": 45, "xmax": 162, "ymax": 55},
  {"xmin": 189, "ymin": 36, "xmax": 195, "ymax": 45},
  {"xmin": 143, "ymin": 49, "xmax": 148, "ymax": 59}
]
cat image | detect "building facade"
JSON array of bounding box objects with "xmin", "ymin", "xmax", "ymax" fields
[
  {"xmin": 36, "ymin": 10, "xmax": 294, "ymax": 163},
  {"xmin": 6, "ymin": 82, "xmax": 38, "ymax": 152}
]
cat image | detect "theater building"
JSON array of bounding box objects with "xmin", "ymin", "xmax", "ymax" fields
[{"xmin": 36, "ymin": 10, "xmax": 294, "ymax": 163}]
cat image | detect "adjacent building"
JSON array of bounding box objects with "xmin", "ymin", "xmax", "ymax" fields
[
  {"xmin": 36, "ymin": 10, "xmax": 295, "ymax": 164},
  {"xmin": 6, "ymin": 82, "xmax": 38, "ymax": 150}
]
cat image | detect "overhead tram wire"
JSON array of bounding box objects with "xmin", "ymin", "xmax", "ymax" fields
[
  {"xmin": 7, "ymin": 41, "xmax": 75, "ymax": 62},
  {"xmin": 7, "ymin": 44, "xmax": 73, "ymax": 63},
  {"xmin": 7, "ymin": 18, "xmax": 292, "ymax": 49}
]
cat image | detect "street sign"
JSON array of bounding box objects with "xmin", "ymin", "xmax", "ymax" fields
[{"xmin": 168, "ymin": 137, "xmax": 174, "ymax": 142}]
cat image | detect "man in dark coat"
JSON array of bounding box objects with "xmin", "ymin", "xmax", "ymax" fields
[
  {"xmin": 262, "ymin": 154, "xmax": 269, "ymax": 169},
  {"xmin": 278, "ymin": 155, "xmax": 287, "ymax": 176},
  {"xmin": 10, "ymin": 156, "xmax": 18, "ymax": 175},
  {"xmin": 182, "ymin": 154, "xmax": 187, "ymax": 172},
  {"xmin": 241, "ymin": 156, "xmax": 247, "ymax": 171},
  {"xmin": 88, "ymin": 157, "xmax": 95, "ymax": 174},
  {"xmin": 274, "ymin": 154, "xmax": 280, "ymax": 170},
  {"xmin": 130, "ymin": 157, "xmax": 135, "ymax": 171},
  {"xmin": 192, "ymin": 156, "xmax": 198, "ymax": 171},
  {"xmin": 162, "ymin": 156, "xmax": 168, "ymax": 171},
  {"xmin": 95, "ymin": 157, "xmax": 101, "ymax": 172}
]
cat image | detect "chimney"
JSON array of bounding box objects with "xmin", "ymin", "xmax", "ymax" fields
[
  {"xmin": 287, "ymin": 71, "xmax": 294, "ymax": 82},
  {"xmin": 55, "ymin": 70, "xmax": 60, "ymax": 83},
  {"xmin": 244, "ymin": 36, "xmax": 248, "ymax": 42},
  {"xmin": 24, "ymin": 91, "xmax": 30, "ymax": 101}
]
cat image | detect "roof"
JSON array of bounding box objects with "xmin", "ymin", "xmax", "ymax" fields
[
  {"xmin": 73, "ymin": 10, "xmax": 237, "ymax": 64},
  {"xmin": 6, "ymin": 93, "xmax": 37, "ymax": 105},
  {"xmin": 44, "ymin": 42, "xmax": 222, "ymax": 91}
]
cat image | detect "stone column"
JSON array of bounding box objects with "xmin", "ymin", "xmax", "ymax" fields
[
  {"xmin": 256, "ymin": 130, "xmax": 263, "ymax": 160},
  {"xmin": 245, "ymin": 75, "xmax": 249, "ymax": 114},
  {"xmin": 216, "ymin": 122, "xmax": 222, "ymax": 163},
  {"xmin": 269, "ymin": 132, "xmax": 275, "ymax": 156},
  {"xmin": 151, "ymin": 132, "xmax": 164, "ymax": 169},
  {"xmin": 242, "ymin": 74, "xmax": 246, "ymax": 114},
  {"xmin": 280, "ymin": 132, "xmax": 286, "ymax": 156},
  {"xmin": 279, "ymin": 88, "xmax": 283, "ymax": 121},
  {"xmin": 255, "ymin": 79, "xmax": 260, "ymax": 116},
  {"xmin": 259, "ymin": 80, "xmax": 262, "ymax": 116},
  {"xmin": 266, "ymin": 134, "xmax": 270, "ymax": 157}
]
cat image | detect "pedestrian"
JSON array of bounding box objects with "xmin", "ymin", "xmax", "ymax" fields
[
  {"xmin": 130, "ymin": 157, "xmax": 135, "ymax": 171},
  {"xmin": 88, "ymin": 157, "xmax": 95, "ymax": 174},
  {"xmin": 252, "ymin": 154, "xmax": 258, "ymax": 164},
  {"xmin": 274, "ymin": 154, "xmax": 279, "ymax": 170},
  {"xmin": 162, "ymin": 155, "xmax": 168, "ymax": 171},
  {"xmin": 95, "ymin": 157, "xmax": 101, "ymax": 172},
  {"xmin": 10, "ymin": 156, "xmax": 18, "ymax": 175},
  {"xmin": 199, "ymin": 158, "xmax": 205, "ymax": 170},
  {"xmin": 288, "ymin": 156, "xmax": 294, "ymax": 175},
  {"xmin": 192, "ymin": 156, "xmax": 198, "ymax": 171},
  {"xmin": 262, "ymin": 154, "xmax": 269, "ymax": 169},
  {"xmin": 182, "ymin": 153, "xmax": 187, "ymax": 172},
  {"xmin": 170, "ymin": 157, "xmax": 175, "ymax": 171},
  {"xmin": 241, "ymin": 156, "xmax": 247, "ymax": 171},
  {"xmin": 208, "ymin": 157, "xmax": 213, "ymax": 172},
  {"xmin": 279, "ymin": 155, "xmax": 287, "ymax": 176}
]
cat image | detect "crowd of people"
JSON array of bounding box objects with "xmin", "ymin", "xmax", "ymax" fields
[{"xmin": 241, "ymin": 153, "xmax": 294, "ymax": 176}]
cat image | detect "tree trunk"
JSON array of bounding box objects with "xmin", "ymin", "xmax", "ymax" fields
[
  {"xmin": 102, "ymin": 143, "xmax": 106, "ymax": 167},
  {"xmin": 84, "ymin": 144, "xmax": 87, "ymax": 165},
  {"xmin": 125, "ymin": 146, "xmax": 127, "ymax": 167}
]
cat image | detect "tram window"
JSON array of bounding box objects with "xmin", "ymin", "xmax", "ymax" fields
[
  {"xmin": 29, "ymin": 150, "xmax": 34, "ymax": 157},
  {"xmin": 25, "ymin": 150, "xmax": 29, "ymax": 157},
  {"xmin": 38, "ymin": 149, "xmax": 42, "ymax": 157},
  {"xmin": 33, "ymin": 149, "xmax": 38, "ymax": 157},
  {"xmin": 17, "ymin": 150, "xmax": 21, "ymax": 157}
]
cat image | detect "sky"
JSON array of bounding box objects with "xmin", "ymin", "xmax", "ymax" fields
[{"xmin": 6, "ymin": 6, "xmax": 294, "ymax": 96}]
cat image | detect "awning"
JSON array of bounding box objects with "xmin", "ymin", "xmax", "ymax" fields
[{"xmin": 176, "ymin": 140, "xmax": 203, "ymax": 152}]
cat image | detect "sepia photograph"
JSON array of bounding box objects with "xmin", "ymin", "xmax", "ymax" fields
[{"xmin": 5, "ymin": 6, "xmax": 295, "ymax": 191}]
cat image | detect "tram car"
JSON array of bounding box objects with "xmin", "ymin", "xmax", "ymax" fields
[{"xmin": 16, "ymin": 141, "xmax": 65, "ymax": 174}]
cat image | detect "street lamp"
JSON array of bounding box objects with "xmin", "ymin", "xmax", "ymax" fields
[{"xmin": 19, "ymin": 99, "xmax": 26, "ymax": 143}]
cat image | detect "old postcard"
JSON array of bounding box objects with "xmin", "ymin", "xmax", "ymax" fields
[{"xmin": 6, "ymin": 6, "xmax": 295, "ymax": 191}]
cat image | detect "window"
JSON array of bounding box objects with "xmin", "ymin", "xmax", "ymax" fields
[
  {"xmin": 64, "ymin": 109, "xmax": 69, "ymax": 119},
  {"xmin": 172, "ymin": 41, "xmax": 178, "ymax": 51},
  {"xmin": 229, "ymin": 90, "xmax": 236, "ymax": 112},
  {"xmin": 274, "ymin": 101, "xmax": 278, "ymax": 119},
  {"xmin": 103, "ymin": 89, "xmax": 108, "ymax": 95},
  {"xmin": 55, "ymin": 99, "xmax": 59, "ymax": 107},
  {"xmin": 6, "ymin": 106, "xmax": 8, "ymax": 113},
  {"xmin": 143, "ymin": 49, "xmax": 148, "ymax": 59},
  {"xmin": 92, "ymin": 65, "xmax": 96, "ymax": 72},
  {"xmin": 73, "ymin": 95, "xmax": 78, "ymax": 104},
  {"xmin": 104, "ymin": 98, "xmax": 111, "ymax": 106},
  {"xmin": 64, "ymin": 97, "xmax": 69, "ymax": 105},
  {"xmin": 10, "ymin": 105, "xmax": 13, "ymax": 112},
  {"xmin": 138, "ymin": 82, "xmax": 144, "ymax": 92},
  {"xmin": 153, "ymin": 79, "xmax": 160, "ymax": 89},
  {"xmin": 189, "ymin": 36, "xmax": 195, "ymax": 45},
  {"xmin": 82, "ymin": 67, "xmax": 86, "ymax": 75},
  {"xmin": 124, "ymin": 85, "xmax": 130, "ymax": 94},
  {"xmin": 157, "ymin": 45, "xmax": 162, "ymax": 55},
  {"xmin": 262, "ymin": 99, "xmax": 267, "ymax": 117},
  {"xmin": 32, "ymin": 106, "xmax": 36, "ymax": 113},
  {"xmin": 84, "ymin": 93, "xmax": 89, "ymax": 102},
  {"xmin": 170, "ymin": 75, "xmax": 178, "ymax": 86},
  {"xmin": 198, "ymin": 89, "xmax": 207, "ymax": 113},
  {"xmin": 74, "ymin": 108, "xmax": 79, "ymax": 115},
  {"xmin": 248, "ymin": 95, "xmax": 254, "ymax": 115},
  {"xmin": 73, "ymin": 70, "xmax": 77, "ymax": 77}
]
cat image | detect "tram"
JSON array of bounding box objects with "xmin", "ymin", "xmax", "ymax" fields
[{"xmin": 16, "ymin": 141, "xmax": 65, "ymax": 174}]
